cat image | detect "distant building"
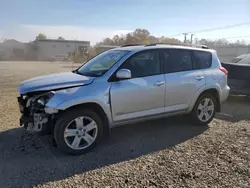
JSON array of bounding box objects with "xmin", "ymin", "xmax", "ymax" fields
[
  {"xmin": 0, "ymin": 39, "xmax": 90, "ymax": 61},
  {"xmin": 34, "ymin": 39, "xmax": 90, "ymax": 61},
  {"xmin": 0, "ymin": 39, "xmax": 26, "ymax": 60}
]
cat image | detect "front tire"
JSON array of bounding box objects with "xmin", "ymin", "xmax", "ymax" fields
[
  {"xmin": 54, "ymin": 108, "xmax": 103, "ymax": 155},
  {"xmin": 191, "ymin": 93, "xmax": 217, "ymax": 125}
]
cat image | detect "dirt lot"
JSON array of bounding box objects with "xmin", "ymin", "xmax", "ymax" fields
[{"xmin": 0, "ymin": 61, "xmax": 249, "ymax": 188}]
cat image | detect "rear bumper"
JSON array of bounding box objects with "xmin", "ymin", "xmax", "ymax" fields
[{"xmin": 221, "ymin": 85, "xmax": 230, "ymax": 102}]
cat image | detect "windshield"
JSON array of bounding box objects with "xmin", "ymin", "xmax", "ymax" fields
[{"xmin": 77, "ymin": 50, "xmax": 129, "ymax": 77}]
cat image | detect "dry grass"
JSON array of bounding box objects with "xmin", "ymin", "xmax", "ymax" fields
[{"xmin": 0, "ymin": 61, "xmax": 249, "ymax": 188}]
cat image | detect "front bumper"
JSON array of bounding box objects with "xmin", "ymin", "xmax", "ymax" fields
[
  {"xmin": 20, "ymin": 115, "xmax": 34, "ymax": 131},
  {"xmin": 19, "ymin": 113, "xmax": 50, "ymax": 132},
  {"xmin": 18, "ymin": 96, "xmax": 49, "ymax": 132},
  {"xmin": 18, "ymin": 96, "xmax": 30, "ymax": 126},
  {"xmin": 20, "ymin": 115, "xmax": 33, "ymax": 126},
  {"xmin": 17, "ymin": 96, "xmax": 26, "ymax": 113}
]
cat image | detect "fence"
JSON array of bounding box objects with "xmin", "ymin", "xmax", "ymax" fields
[{"xmin": 214, "ymin": 46, "xmax": 250, "ymax": 62}]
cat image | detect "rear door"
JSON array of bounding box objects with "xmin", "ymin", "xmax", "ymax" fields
[{"xmin": 161, "ymin": 49, "xmax": 205, "ymax": 112}]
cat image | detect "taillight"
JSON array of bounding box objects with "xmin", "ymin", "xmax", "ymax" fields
[{"xmin": 219, "ymin": 67, "xmax": 228, "ymax": 77}]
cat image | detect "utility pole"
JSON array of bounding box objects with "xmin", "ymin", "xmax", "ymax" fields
[
  {"xmin": 183, "ymin": 33, "xmax": 188, "ymax": 43},
  {"xmin": 190, "ymin": 34, "xmax": 195, "ymax": 44}
]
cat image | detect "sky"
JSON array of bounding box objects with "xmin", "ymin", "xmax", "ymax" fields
[{"xmin": 1, "ymin": 0, "xmax": 250, "ymax": 44}]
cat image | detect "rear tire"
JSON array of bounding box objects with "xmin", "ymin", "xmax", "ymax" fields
[
  {"xmin": 191, "ymin": 93, "xmax": 217, "ymax": 125},
  {"xmin": 54, "ymin": 108, "xmax": 104, "ymax": 155}
]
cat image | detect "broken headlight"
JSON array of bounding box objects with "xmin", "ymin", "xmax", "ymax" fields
[{"xmin": 35, "ymin": 91, "xmax": 55, "ymax": 107}]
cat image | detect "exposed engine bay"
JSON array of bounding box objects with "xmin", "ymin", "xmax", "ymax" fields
[{"xmin": 18, "ymin": 91, "xmax": 55, "ymax": 132}]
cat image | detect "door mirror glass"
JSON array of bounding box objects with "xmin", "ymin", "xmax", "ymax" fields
[{"xmin": 116, "ymin": 69, "xmax": 132, "ymax": 79}]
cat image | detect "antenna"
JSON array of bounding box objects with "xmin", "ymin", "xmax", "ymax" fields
[{"xmin": 183, "ymin": 33, "xmax": 189, "ymax": 43}]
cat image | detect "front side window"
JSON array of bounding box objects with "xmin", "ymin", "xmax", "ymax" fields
[
  {"xmin": 77, "ymin": 50, "xmax": 129, "ymax": 77},
  {"xmin": 162, "ymin": 49, "xmax": 192, "ymax": 73},
  {"xmin": 121, "ymin": 50, "xmax": 160, "ymax": 78}
]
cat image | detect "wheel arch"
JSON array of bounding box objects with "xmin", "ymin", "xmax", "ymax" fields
[
  {"xmin": 57, "ymin": 102, "xmax": 110, "ymax": 136},
  {"xmin": 188, "ymin": 87, "xmax": 221, "ymax": 112},
  {"xmin": 199, "ymin": 89, "xmax": 220, "ymax": 112}
]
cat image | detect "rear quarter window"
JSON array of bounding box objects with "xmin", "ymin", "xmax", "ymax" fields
[
  {"xmin": 193, "ymin": 51, "xmax": 212, "ymax": 69},
  {"xmin": 162, "ymin": 49, "xmax": 193, "ymax": 73}
]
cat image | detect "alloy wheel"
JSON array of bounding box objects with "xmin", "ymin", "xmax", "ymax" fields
[
  {"xmin": 197, "ymin": 98, "xmax": 214, "ymax": 122},
  {"xmin": 64, "ymin": 116, "xmax": 98, "ymax": 150}
]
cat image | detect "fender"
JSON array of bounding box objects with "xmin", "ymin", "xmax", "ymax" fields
[
  {"xmin": 45, "ymin": 83, "xmax": 113, "ymax": 125},
  {"xmin": 187, "ymin": 83, "xmax": 221, "ymax": 112}
]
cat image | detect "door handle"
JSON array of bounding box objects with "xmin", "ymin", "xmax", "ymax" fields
[
  {"xmin": 196, "ymin": 76, "xmax": 204, "ymax": 81},
  {"xmin": 154, "ymin": 81, "xmax": 165, "ymax": 86}
]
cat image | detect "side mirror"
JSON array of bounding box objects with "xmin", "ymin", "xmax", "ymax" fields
[{"xmin": 116, "ymin": 69, "xmax": 132, "ymax": 79}]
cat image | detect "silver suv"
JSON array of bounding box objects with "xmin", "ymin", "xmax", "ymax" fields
[{"xmin": 18, "ymin": 43, "xmax": 230, "ymax": 155}]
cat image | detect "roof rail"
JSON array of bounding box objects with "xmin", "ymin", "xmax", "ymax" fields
[
  {"xmin": 145, "ymin": 43, "xmax": 208, "ymax": 49},
  {"xmin": 96, "ymin": 44, "xmax": 119, "ymax": 48},
  {"xmin": 121, "ymin": 44, "xmax": 143, "ymax": 47}
]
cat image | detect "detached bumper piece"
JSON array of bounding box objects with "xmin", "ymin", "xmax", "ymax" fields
[
  {"xmin": 20, "ymin": 113, "xmax": 50, "ymax": 132},
  {"xmin": 18, "ymin": 95, "xmax": 51, "ymax": 133},
  {"xmin": 20, "ymin": 115, "xmax": 33, "ymax": 127},
  {"xmin": 17, "ymin": 96, "xmax": 25, "ymax": 113},
  {"xmin": 20, "ymin": 114, "xmax": 49, "ymax": 132}
]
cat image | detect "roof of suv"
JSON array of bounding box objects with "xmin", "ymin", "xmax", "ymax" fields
[{"xmin": 112, "ymin": 44, "xmax": 215, "ymax": 53}]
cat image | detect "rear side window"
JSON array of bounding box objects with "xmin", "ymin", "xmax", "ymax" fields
[
  {"xmin": 162, "ymin": 49, "xmax": 193, "ymax": 73},
  {"xmin": 193, "ymin": 51, "xmax": 212, "ymax": 69}
]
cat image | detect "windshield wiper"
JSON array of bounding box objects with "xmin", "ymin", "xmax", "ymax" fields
[
  {"xmin": 74, "ymin": 70, "xmax": 99, "ymax": 77},
  {"xmin": 72, "ymin": 70, "xmax": 86, "ymax": 76}
]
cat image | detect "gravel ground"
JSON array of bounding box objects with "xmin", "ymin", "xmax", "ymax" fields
[{"xmin": 0, "ymin": 61, "xmax": 249, "ymax": 188}]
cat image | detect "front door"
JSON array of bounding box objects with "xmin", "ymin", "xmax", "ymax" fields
[
  {"xmin": 110, "ymin": 50, "xmax": 165, "ymax": 122},
  {"xmin": 161, "ymin": 49, "xmax": 205, "ymax": 112}
]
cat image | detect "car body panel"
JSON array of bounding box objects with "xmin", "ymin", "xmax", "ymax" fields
[
  {"xmin": 110, "ymin": 74, "xmax": 166, "ymax": 122},
  {"xmin": 164, "ymin": 69, "xmax": 205, "ymax": 112},
  {"xmin": 18, "ymin": 72, "xmax": 94, "ymax": 94},
  {"xmin": 45, "ymin": 78, "xmax": 114, "ymax": 126}
]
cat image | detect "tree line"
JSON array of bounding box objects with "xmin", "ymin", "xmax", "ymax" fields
[
  {"xmin": 37, "ymin": 28, "xmax": 247, "ymax": 47},
  {"xmin": 35, "ymin": 29, "xmax": 248, "ymax": 62},
  {"xmin": 36, "ymin": 33, "xmax": 65, "ymax": 40}
]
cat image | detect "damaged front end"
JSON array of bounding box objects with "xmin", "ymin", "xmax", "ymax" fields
[
  {"xmin": 17, "ymin": 71, "xmax": 95, "ymax": 133},
  {"xmin": 18, "ymin": 91, "xmax": 56, "ymax": 133}
]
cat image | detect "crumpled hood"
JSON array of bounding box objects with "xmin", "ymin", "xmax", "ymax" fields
[{"xmin": 18, "ymin": 72, "xmax": 94, "ymax": 94}]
